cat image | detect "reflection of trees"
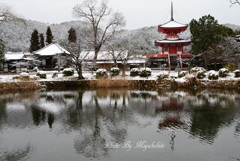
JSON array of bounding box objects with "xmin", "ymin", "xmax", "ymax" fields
[
  {"xmin": 74, "ymin": 95, "xmax": 108, "ymax": 158},
  {"xmin": 0, "ymin": 100, "xmax": 7, "ymax": 125},
  {"xmin": 73, "ymin": 89, "xmax": 133, "ymax": 158},
  {"xmin": 189, "ymin": 93, "xmax": 239, "ymax": 144},
  {"xmin": 129, "ymin": 91, "xmax": 158, "ymax": 117},
  {"xmin": 235, "ymin": 122, "xmax": 240, "ymax": 137},
  {"xmin": 31, "ymin": 105, "xmax": 46, "ymax": 126},
  {"xmin": 0, "ymin": 144, "xmax": 32, "ymax": 161},
  {"xmin": 1, "ymin": 89, "xmax": 240, "ymax": 159}
]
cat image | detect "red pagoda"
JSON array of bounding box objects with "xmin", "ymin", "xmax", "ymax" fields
[{"xmin": 148, "ymin": 2, "xmax": 191, "ymax": 70}]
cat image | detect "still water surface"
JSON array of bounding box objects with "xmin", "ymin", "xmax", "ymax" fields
[{"xmin": 0, "ymin": 89, "xmax": 240, "ymax": 161}]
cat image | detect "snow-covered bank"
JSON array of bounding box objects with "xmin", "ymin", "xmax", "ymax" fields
[{"xmin": 1, "ymin": 70, "xmax": 240, "ymax": 91}]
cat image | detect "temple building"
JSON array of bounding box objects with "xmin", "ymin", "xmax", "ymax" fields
[{"xmin": 148, "ymin": 2, "xmax": 191, "ymax": 70}]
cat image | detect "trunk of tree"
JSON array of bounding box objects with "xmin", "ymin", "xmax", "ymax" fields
[
  {"xmin": 122, "ymin": 62, "xmax": 126, "ymax": 76},
  {"xmin": 114, "ymin": 59, "xmax": 117, "ymax": 67},
  {"xmin": 203, "ymin": 53, "xmax": 209, "ymax": 69},
  {"xmin": 77, "ymin": 62, "xmax": 84, "ymax": 80}
]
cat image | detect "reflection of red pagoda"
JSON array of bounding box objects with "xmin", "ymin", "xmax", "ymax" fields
[{"xmin": 148, "ymin": 2, "xmax": 191, "ymax": 70}]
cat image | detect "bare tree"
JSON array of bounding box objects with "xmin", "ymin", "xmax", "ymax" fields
[
  {"xmin": 106, "ymin": 38, "xmax": 129, "ymax": 68},
  {"xmin": 201, "ymin": 37, "xmax": 240, "ymax": 69},
  {"xmin": 0, "ymin": 4, "xmax": 25, "ymax": 70},
  {"xmin": 72, "ymin": 0, "xmax": 126, "ymax": 66},
  {"xmin": 230, "ymin": 0, "xmax": 240, "ymax": 6},
  {"xmin": 0, "ymin": 4, "xmax": 25, "ymax": 23},
  {"xmin": 60, "ymin": 39, "xmax": 89, "ymax": 79}
]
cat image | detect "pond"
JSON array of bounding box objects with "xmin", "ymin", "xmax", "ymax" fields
[{"xmin": 0, "ymin": 88, "xmax": 240, "ymax": 161}]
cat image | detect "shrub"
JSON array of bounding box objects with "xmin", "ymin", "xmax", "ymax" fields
[
  {"xmin": 63, "ymin": 68, "xmax": 74, "ymax": 76},
  {"xmin": 219, "ymin": 68, "xmax": 229, "ymax": 77},
  {"xmin": 208, "ymin": 70, "xmax": 219, "ymax": 80},
  {"xmin": 178, "ymin": 71, "xmax": 188, "ymax": 78},
  {"xmin": 36, "ymin": 71, "xmax": 47, "ymax": 79},
  {"xmin": 233, "ymin": 70, "xmax": 240, "ymax": 78},
  {"xmin": 130, "ymin": 68, "xmax": 140, "ymax": 76},
  {"xmin": 190, "ymin": 67, "xmax": 206, "ymax": 74},
  {"xmin": 139, "ymin": 68, "xmax": 151, "ymax": 77},
  {"xmin": 190, "ymin": 67, "xmax": 206, "ymax": 79},
  {"xmin": 196, "ymin": 70, "xmax": 206, "ymax": 79},
  {"xmin": 110, "ymin": 67, "xmax": 120, "ymax": 76},
  {"xmin": 96, "ymin": 69, "xmax": 108, "ymax": 79},
  {"xmin": 20, "ymin": 72, "xmax": 30, "ymax": 80},
  {"xmin": 157, "ymin": 72, "xmax": 169, "ymax": 80}
]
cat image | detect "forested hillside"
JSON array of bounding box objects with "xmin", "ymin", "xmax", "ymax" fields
[{"xmin": 0, "ymin": 19, "xmax": 238, "ymax": 53}]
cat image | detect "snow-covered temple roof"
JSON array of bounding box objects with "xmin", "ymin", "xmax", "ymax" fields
[
  {"xmin": 5, "ymin": 52, "xmax": 25, "ymax": 61},
  {"xmin": 4, "ymin": 52, "xmax": 34, "ymax": 61},
  {"xmin": 155, "ymin": 39, "xmax": 191, "ymax": 44},
  {"xmin": 159, "ymin": 20, "xmax": 187, "ymax": 28},
  {"xmin": 34, "ymin": 43, "xmax": 70, "ymax": 56}
]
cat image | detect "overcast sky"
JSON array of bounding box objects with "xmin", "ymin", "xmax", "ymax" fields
[{"xmin": 1, "ymin": 0, "xmax": 240, "ymax": 29}]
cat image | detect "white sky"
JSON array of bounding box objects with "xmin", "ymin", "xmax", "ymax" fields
[{"xmin": 1, "ymin": 0, "xmax": 240, "ymax": 29}]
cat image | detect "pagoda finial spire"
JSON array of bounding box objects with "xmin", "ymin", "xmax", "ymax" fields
[{"xmin": 171, "ymin": 2, "xmax": 174, "ymax": 21}]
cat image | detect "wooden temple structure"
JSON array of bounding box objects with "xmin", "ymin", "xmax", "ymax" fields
[{"xmin": 148, "ymin": 2, "xmax": 191, "ymax": 70}]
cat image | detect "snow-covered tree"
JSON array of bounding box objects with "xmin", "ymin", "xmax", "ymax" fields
[
  {"xmin": 106, "ymin": 38, "xmax": 129, "ymax": 68},
  {"xmin": 72, "ymin": 0, "xmax": 126, "ymax": 65},
  {"xmin": 0, "ymin": 4, "xmax": 25, "ymax": 23},
  {"xmin": 29, "ymin": 29, "xmax": 40, "ymax": 53},
  {"xmin": 203, "ymin": 37, "xmax": 240, "ymax": 68},
  {"xmin": 46, "ymin": 26, "xmax": 53, "ymax": 45},
  {"xmin": 60, "ymin": 30, "xmax": 89, "ymax": 79},
  {"xmin": 1, "ymin": 3, "xmax": 25, "ymax": 68}
]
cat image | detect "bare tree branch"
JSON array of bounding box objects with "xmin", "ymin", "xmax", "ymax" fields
[
  {"xmin": 0, "ymin": 4, "xmax": 25, "ymax": 24},
  {"xmin": 230, "ymin": 0, "xmax": 240, "ymax": 6},
  {"xmin": 72, "ymin": 0, "xmax": 126, "ymax": 65}
]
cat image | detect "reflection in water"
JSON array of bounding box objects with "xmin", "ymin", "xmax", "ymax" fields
[
  {"xmin": 0, "ymin": 89, "xmax": 240, "ymax": 161},
  {"xmin": 0, "ymin": 144, "xmax": 32, "ymax": 161},
  {"xmin": 188, "ymin": 92, "xmax": 239, "ymax": 144}
]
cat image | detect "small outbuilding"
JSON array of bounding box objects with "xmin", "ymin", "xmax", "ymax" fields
[
  {"xmin": 4, "ymin": 52, "xmax": 34, "ymax": 73},
  {"xmin": 34, "ymin": 43, "xmax": 70, "ymax": 70}
]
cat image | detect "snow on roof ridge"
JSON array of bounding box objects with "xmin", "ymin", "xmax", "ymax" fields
[
  {"xmin": 33, "ymin": 43, "xmax": 54, "ymax": 54},
  {"xmin": 34, "ymin": 43, "xmax": 71, "ymax": 56},
  {"xmin": 5, "ymin": 52, "xmax": 25, "ymax": 60},
  {"xmin": 159, "ymin": 20, "xmax": 187, "ymax": 28}
]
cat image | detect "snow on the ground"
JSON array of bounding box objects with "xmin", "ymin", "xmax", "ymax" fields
[{"xmin": 1, "ymin": 70, "xmax": 240, "ymax": 82}]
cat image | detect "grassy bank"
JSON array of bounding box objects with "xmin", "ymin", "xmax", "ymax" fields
[
  {"xmin": 0, "ymin": 81, "xmax": 41, "ymax": 92},
  {"xmin": 1, "ymin": 77, "xmax": 240, "ymax": 92}
]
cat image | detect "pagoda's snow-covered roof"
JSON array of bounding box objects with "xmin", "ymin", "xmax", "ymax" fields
[
  {"xmin": 159, "ymin": 20, "xmax": 187, "ymax": 28},
  {"xmin": 155, "ymin": 39, "xmax": 191, "ymax": 43},
  {"xmin": 34, "ymin": 43, "xmax": 70, "ymax": 56},
  {"xmin": 5, "ymin": 52, "xmax": 25, "ymax": 61}
]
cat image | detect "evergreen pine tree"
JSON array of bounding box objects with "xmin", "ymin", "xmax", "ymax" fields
[
  {"xmin": 0, "ymin": 39, "xmax": 5, "ymax": 67},
  {"xmin": 46, "ymin": 26, "xmax": 53, "ymax": 45},
  {"xmin": 40, "ymin": 33, "xmax": 45, "ymax": 48},
  {"xmin": 68, "ymin": 27, "xmax": 77, "ymax": 43},
  {"xmin": 29, "ymin": 29, "xmax": 40, "ymax": 53}
]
